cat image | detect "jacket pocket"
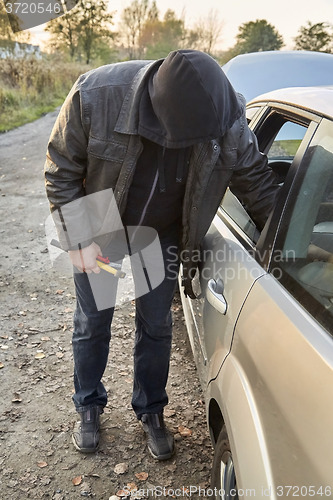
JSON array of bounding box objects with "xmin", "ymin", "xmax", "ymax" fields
[{"xmin": 87, "ymin": 136, "xmax": 127, "ymax": 162}]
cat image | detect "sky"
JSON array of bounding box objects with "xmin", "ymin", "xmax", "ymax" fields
[{"xmin": 29, "ymin": 0, "xmax": 333, "ymax": 51}]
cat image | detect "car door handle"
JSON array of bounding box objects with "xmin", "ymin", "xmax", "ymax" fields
[{"xmin": 207, "ymin": 278, "xmax": 227, "ymax": 315}]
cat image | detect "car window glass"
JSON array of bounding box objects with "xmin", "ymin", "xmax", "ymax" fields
[
  {"xmin": 268, "ymin": 121, "xmax": 307, "ymax": 160},
  {"xmin": 272, "ymin": 126, "xmax": 333, "ymax": 336},
  {"xmin": 220, "ymin": 188, "xmax": 260, "ymax": 242},
  {"xmin": 221, "ymin": 114, "xmax": 308, "ymax": 241},
  {"xmin": 267, "ymin": 120, "xmax": 308, "ymax": 185}
]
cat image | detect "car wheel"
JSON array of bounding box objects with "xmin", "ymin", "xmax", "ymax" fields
[{"xmin": 211, "ymin": 425, "xmax": 238, "ymax": 500}]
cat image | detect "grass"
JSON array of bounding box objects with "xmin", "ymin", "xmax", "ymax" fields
[
  {"xmin": 0, "ymin": 56, "xmax": 91, "ymax": 133},
  {"xmin": 0, "ymin": 89, "xmax": 66, "ymax": 132}
]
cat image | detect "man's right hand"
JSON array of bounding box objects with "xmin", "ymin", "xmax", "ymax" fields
[{"xmin": 69, "ymin": 242, "xmax": 102, "ymax": 274}]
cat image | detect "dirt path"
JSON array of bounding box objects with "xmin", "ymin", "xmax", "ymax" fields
[{"xmin": 0, "ymin": 113, "xmax": 212, "ymax": 499}]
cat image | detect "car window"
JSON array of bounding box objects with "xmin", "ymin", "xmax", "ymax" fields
[
  {"xmin": 264, "ymin": 117, "xmax": 308, "ymax": 185},
  {"xmin": 268, "ymin": 121, "xmax": 307, "ymax": 160},
  {"xmin": 220, "ymin": 111, "xmax": 308, "ymax": 240},
  {"xmin": 220, "ymin": 188, "xmax": 260, "ymax": 242},
  {"xmin": 272, "ymin": 121, "xmax": 333, "ymax": 336}
]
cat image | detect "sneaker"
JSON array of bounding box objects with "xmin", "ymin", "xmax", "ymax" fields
[
  {"xmin": 72, "ymin": 406, "xmax": 102, "ymax": 453},
  {"xmin": 141, "ymin": 412, "xmax": 174, "ymax": 460}
]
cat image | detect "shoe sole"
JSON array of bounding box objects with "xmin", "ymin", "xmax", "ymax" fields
[
  {"xmin": 72, "ymin": 434, "xmax": 99, "ymax": 453},
  {"xmin": 147, "ymin": 444, "xmax": 174, "ymax": 461}
]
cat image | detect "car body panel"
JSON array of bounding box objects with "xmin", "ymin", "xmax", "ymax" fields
[
  {"xmin": 206, "ymin": 349, "xmax": 275, "ymax": 497},
  {"xmin": 223, "ymin": 51, "xmax": 333, "ymax": 102},
  {"xmin": 212, "ymin": 274, "xmax": 333, "ymax": 492},
  {"xmin": 249, "ymin": 86, "xmax": 333, "ymax": 121},
  {"xmin": 184, "ymin": 209, "xmax": 266, "ymax": 389}
]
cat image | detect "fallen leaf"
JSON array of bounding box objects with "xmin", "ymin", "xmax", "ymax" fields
[
  {"xmin": 41, "ymin": 336, "xmax": 50, "ymax": 341},
  {"xmin": 126, "ymin": 482, "xmax": 137, "ymax": 491},
  {"xmin": 56, "ymin": 352, "xmax": 64, "ymax": 359},
  {"xmin": 37, "ymin": 461, "xmax": 48, "ymax": 468},
  {"xmin": 114, "ymin": 462, "xmax": 128, "ymax": 475},
  {"xmin": 64, "ymin": 307, "xmax": 73, "ymax": 313},
  {"xmin": 178, "ymin": 425, "xmax": 192, "ymax": 437},
  {"xmin": 72, "ymin": 475, "xmax": 82, "ymax": 486},
  {"xmin": 0, "ymin": 363, "xmax": 4, "ymax": 369},
  {"xmin": 56, "ymin": 289, "xmax": 64, "ymax": 295},
  {"xmin": 135, "ymin": 472, "xmax": 148, "ymax": 481}
]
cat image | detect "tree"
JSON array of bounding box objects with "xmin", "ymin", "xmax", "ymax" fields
[
  {"xmin": 45, "ymin": 10, "xmax": 79, "ymax": 60},
  {"xmin": 233, "ymin": 19, "xmax": 284, "ymax": 54},
  {"xmin": 140, "ymin": 9, "xmax": 185, "ymax": 59},
  {"xmin": 0, "ymin": 1, "xmax": 30, "ymax": 42},
  {"xmin": 45, "ymin": 0, "xmax": 115, "ymax": 63},
  {"xmin": 188, "ymin": 9, "xmax": 223, "ymax": 54},
  {"xmin": 77, "ymin": 0, "xmax": 114, "ymax": 64},
  {"xmin": 120, "ymin": 0, "xmax": 159, "ymax": 59},
  {"xmin": 294, "ymin": 21, "xmax": 332, "ymax": 53}
]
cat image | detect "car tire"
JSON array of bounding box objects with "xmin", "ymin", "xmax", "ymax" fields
[{"xmin": 211, "ymin": 425, "xmax": 238, "ymax": 500}]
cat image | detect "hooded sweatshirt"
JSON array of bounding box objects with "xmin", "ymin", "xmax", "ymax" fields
[
  {"xmin": 122, "ymin": 50, "xmax": 243, "ymax": 234},
  {"xmin": 138, "ymin": 49, "xmax": 242, "ymax": 148}
]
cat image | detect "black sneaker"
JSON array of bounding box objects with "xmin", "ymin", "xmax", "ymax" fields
[
  {"xmin": 141, "ymin": 412, "xmax": 174, "ymax": 460},
  {"xmin": 72, "ymin": 406, "xmax": 102, "ymax": 453}
]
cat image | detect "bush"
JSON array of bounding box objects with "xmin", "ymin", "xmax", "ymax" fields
[{"xmin": 0, "ymin": 56, "xmax": 91, "ymax": 132}]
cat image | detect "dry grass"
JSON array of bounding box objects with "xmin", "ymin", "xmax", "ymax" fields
[{"xmin": 0, "ymin": 56, "xmax": 90, "ymax": 132}]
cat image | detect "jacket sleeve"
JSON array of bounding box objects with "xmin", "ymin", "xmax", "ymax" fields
[
  {"xmin": 229, "ymin": 113, "xmax": 280, "ymax": 231},
  {"xmin": 44, "ymin": 79, "xmax": 93, "ymax": 250}
]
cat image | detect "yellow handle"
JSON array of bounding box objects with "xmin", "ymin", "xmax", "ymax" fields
[
  {"xmin": 97, "ymin": 260, "xmax": 118, "ymax": 276},
  {"xmin": 96, "ymin": 260, "xmax": 125, "ymax": 278}
]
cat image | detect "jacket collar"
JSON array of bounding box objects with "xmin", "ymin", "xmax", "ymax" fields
[{"xmin": 114, "ymin": 59, "xmax": 163, "ymax": 135}]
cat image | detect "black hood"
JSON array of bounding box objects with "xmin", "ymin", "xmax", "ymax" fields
[{"xmin": 138, "ymin": 50, "xmax": 243, "ymax": 149}]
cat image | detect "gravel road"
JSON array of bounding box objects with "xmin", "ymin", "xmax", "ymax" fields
[{"xmin": 0, "ymin": 111, "xmax": 213, "ymax": 499}]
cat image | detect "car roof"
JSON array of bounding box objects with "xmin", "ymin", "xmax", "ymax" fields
[
  {"xmin": 223, "ymin": 51, "xmax": 333, "ymax": 101},
  {"xmin": 247, "ymin": 86, "xmax": 333, "ymax": 120}
]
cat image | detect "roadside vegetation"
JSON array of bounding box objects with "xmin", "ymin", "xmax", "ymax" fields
[
  {"xmin": 0, "ymin": 56, "xmax": 89, "ymax": 132},
  {"xmin": 0, "ymin": 0, "xmax": 332, "ymax": 132}
]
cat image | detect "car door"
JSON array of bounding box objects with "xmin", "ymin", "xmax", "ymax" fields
[
  {"xmin": 219, "ymin": 117, "xmax": 333, "ymax": 490},
  {"xmin": 181, "ymin": 103, "xmax": 315, "ymax": 388}
]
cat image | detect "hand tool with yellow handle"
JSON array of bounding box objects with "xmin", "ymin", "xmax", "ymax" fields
[
  {"xmin": 96, "ymin": 256, "xmax": 126, "ymax": 278},
  {"xmin": 50, "ymin": 239, "xmax": 126, "ymax": 278}
]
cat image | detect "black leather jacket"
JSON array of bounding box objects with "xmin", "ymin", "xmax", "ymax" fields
[{"xmin": 45, "ymin": 59, "xmax": 279, "ymax": 297}]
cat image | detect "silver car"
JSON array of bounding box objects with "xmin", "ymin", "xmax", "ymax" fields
[
  {"xmin": 222, "ymin": 51, "xmax": 333, "ymax": 102},
  {"xmin": 179, "ymin": 86, "xmax": 333, "ymax": 499}
]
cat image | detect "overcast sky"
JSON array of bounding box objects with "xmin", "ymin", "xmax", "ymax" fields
[{"xmin": 30, "ymin": 0, "xmax": 333, "ymax": 51}]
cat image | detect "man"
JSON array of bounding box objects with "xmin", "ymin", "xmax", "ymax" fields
[{"xmin": 44, "ymin": 50, "xmax": 279, "ymax": 460}]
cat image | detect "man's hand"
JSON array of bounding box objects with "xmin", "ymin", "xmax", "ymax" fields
[{"xmin": 69, "ymin": 242, "xmax": 102, "ymax": 274}]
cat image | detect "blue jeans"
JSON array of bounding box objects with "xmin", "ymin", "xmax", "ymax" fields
[{"xmin": 71, "ymin": 232, "xmax": 179, "ymax": 418}]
